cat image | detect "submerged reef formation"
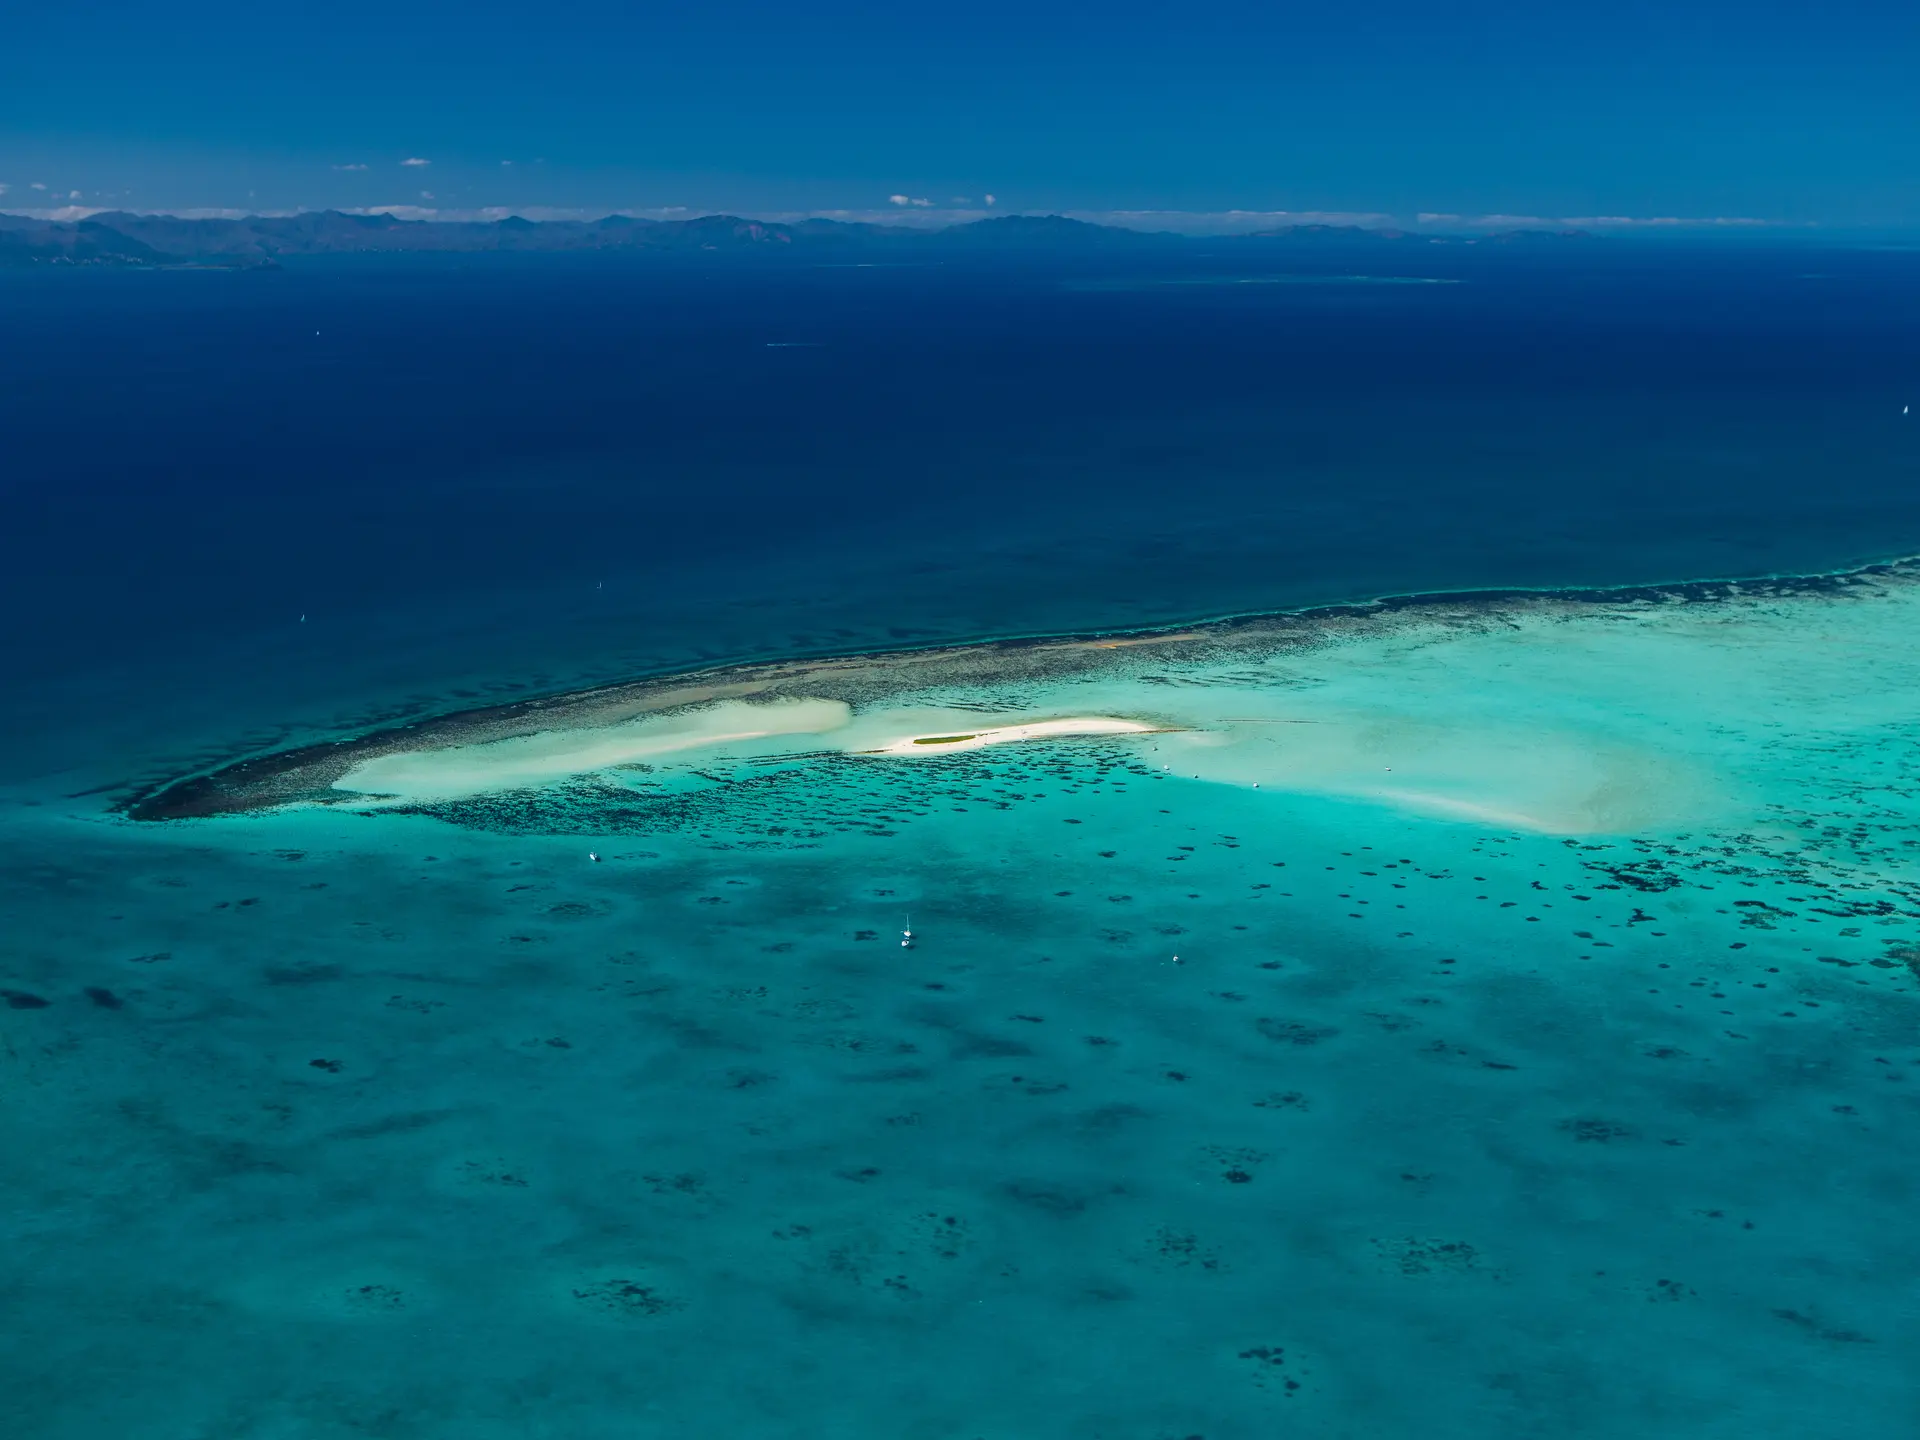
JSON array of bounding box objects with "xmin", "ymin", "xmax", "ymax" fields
[
  {"xmin": 124, "ymin": 555, "xmax": 1920, "ymax": 835},
  {"xmin": 12, "ymin": 558, "xmax": 1915, "ymax": 1438},
  {"xmin": 111, "ymin": 555, "xmax": 1920, "ymax": 989}
]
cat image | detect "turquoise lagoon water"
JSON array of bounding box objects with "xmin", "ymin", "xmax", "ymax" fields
[
  {"xmin": 8, "ymin": 247, "xmax": 1920, "ymax": 1436},
  {"xmin": 7, "ymin": 567, "xmax": 1920, "ymax": 1438}
]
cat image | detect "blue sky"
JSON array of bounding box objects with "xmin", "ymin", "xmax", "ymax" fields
[{"xmin": 5, "ymin": 0, "xmax": 1917, "ymax": 227}]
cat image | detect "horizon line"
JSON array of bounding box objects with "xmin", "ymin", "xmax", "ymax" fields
[{"xmin": 0, "ymin": 203, "xmax": 1839, "ymax": 236}]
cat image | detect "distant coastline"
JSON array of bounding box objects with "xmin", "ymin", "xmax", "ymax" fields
[{"xmin": 0, "ymin": 209, "xmax": 1593, "ymax": 269}]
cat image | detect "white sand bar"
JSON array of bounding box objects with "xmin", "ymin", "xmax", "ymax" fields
[
  {"xmin": 866, "ymin": 717, "xmax": 1158, "ymax": 756},
  {"xmin": 334, "ymin": 698, "xmax": 851, "ymax": 804}
]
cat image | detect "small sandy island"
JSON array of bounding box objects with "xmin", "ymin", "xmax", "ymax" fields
[{"xmin": 864, "ymin": 717, "xmax": 1161, "ymax": 756}]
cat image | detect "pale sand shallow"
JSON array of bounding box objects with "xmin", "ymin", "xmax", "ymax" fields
[
  {"xmin": 320, "ymin": 602, "xmax": 1769, "ymax": 833},
  {"xmin": 328, "ymin": 673, "xmax": 1684, "ymax": 835},
  {"xmin": 862, "ymin": 717, "xmax": 1160, "ymax": 756},
  {"xmin": 135, "ymin": 558, "xmax": 1920, "ymax": 838},
  {"xmin": 334, "ymin": 699, "xmax": 854, "ymax": 805},
  {"xmin": 332, "ymin": 706, "xmax": 1161, "ymax": 806}
]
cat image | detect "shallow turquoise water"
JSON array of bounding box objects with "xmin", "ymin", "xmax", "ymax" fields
[{"xmin": 6, "ymin": 574, "xmax": 1919, "ymax": 1437}]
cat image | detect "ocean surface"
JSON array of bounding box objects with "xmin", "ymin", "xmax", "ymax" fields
[{"xmin": 4, "ymin": 242, "xmax": 1920, "ymax": 1438}]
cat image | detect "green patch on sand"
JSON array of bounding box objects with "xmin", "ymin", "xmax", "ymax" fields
[{"xmin": 912, "ymin": 734, "xmax": 979, "ymax": 745}]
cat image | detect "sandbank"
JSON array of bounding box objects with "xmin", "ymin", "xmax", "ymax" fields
[
  {"xmin": 116, "ymin": 555, "xmax": 1920, "ymax": 829},
  {"xmin": 333, "ymin": 698, "xmax": 851, "ymax": 806},
  {"xmin": 863, "ymin": 717, "xmax": 1160, "ymax": 756}
]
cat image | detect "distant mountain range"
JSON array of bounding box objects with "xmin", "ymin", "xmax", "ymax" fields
[{"xmin": 0, "ymin": 209, "xmax": 1592, "ymax": 268}]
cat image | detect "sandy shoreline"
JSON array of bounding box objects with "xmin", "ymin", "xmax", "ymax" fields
[
  {"xmin": 118, "ymin": 555, "xmax": 1920, "ymax": 821},
  {"xmin": 863, "ymin": 717, "xmax": 1162, "ymax": 755},
  {"xmin": 322, "ymin": 709, "xmax": 1168, "ymax": 808}
]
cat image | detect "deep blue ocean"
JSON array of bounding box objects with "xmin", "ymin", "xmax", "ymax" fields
[
  {"xmin": 4, "ymin": 242, "xmax": 1918, "ymax": 784},
  {"xmin": 6, "ymin": 243, "xmax": 1920, "ymax": 1439}
]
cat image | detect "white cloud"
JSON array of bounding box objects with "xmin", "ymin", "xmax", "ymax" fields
[
  {"xmin": 983, "ymin": 194, "xmax": 996, "ymax": 206},
  {"xmin": 0, "ymin": 183, "xmax": 8, "ymax": 196},
  {"xmin": 501, "ymin": 159, "xmax": 513, "ymax": 166},
  {"xmin": 157, "ymin": 207, "xmax": 280, "ymax": 219},
  {"xmin": 420, "ymin": 191, "xmax": 435, "ymax": 200},
  {"xmin": 1420, "ymin": 211, "xmax": 1788, "ymax": 230},
  {"xmin": 1579, "ymin": 214, "xmax": 1780, "ymax": 228},
  {"xmin": 11, "ymin": 205, "xmax": 302, "ymax": 220},
  {"xmin": 1450, "ymin": 213, "xmax": 1551, "ymax": 227},
  {"xmin": 68, "ymin": 190, "xmax": 81, "ymax": 200},
  {"xmin": 400, "ymin": 157, "xmax": 431, "ymax": 167},
  {"xmin": 888, "ymin": 194, "xmax": 911, "ymax": 206},
  {"xmin": 332, "ymin": 163, "xmax": 368, "ymax": 171},
  {"xmin": 31, "ymin": 182, "xmax": 47, "ymax": 191}
]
